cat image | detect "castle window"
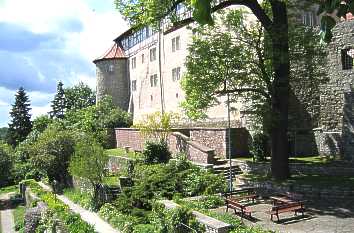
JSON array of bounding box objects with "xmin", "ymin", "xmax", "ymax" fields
[
  {"xmin": 150, "ymin": 47, "xmax": 157, "ymax": 61},
  {"xmin": 302, "ymin": 11, "xmax": 316, "ymax": 27},
  {"xmin": 176, "ymin": 93, "xmax": 179, "ymax": 98},
  {"xmin": 132, "ymin": 80, "xmax": 137, "ymax": 91},
  {"xmin": 341, "ymin": 48, "xmax": 353, "ymax": 70},
  {"xmin": 172, "ymin": 67, "xmax": 181, "ymax": 81},
  {"xmin": 150, "ymin": 74, "xmax": 158, "ymax": 87},
  {"xmin": 131, "ymin": 57, "xmax": 136, "ymax": 69},
  {"xmin": 150, "ymin": 95, "xmax": 153, "ymax": 101},
  {"xmin": 141, "ymin": 53, "xmax": 145, "ymax": 63},
  {"xmin": 172, "ymin": 36, "xmax": 180, "ymax": 52},
  {"xmin": 108, "ymin": 65, "xmax": 114, "ymax": 72}
]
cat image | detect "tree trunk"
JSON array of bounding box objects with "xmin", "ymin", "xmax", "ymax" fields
[{"xmin": 270, "ymin": 1, "xmax": 290, "ymax": 180}]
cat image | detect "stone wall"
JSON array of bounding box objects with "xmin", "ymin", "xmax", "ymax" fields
[
  {"xmin": 235, "ymin": 160, "xmax": 354, "ymax": 176},
  {"xmin": 242, "ymin": 179, "xmax": 354, "ymax": 200},
  {"xmin": 115, "ymin": 128, "xmax": 217, "ymax": 164}
]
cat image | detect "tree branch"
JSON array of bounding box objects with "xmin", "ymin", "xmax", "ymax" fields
[{"xmin": 215, "ymin": 87, "xmax": 271, "ymax": 100}]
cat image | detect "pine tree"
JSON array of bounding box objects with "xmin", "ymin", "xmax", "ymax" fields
[
  {"xmin": 50, "ymin": 81, "xmax": 66, "ymax": 119},
  {"xmin": 7, "ymin": 87, "xmax": 32, "ymax": 146}
]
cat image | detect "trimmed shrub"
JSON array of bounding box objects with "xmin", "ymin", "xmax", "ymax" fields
[
  {"xmin": 251, "ymin": 133, "xmax": 269, "ymax": 162},
  {"xmin": 142, "ymin": 141, "xmax": 171, "ymax": 164}
]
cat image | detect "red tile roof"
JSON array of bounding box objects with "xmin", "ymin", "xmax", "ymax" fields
[{"xmin": 93, "ymin": 43, "xmax": 126, "ymax": 63}]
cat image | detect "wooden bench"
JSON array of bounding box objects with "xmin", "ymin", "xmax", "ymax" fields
[
  {"xmin": 226, "ymin": 199, "xmax": 252, "ymax": 218},
  {"xmin": 266, "ymin": 202, "xmax": 305, "ymax": 222},
  {"xmin": 223, "ymin": 188, "xmax": 258, "ymax": 203}
]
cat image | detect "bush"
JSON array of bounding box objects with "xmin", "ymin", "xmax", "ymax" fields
[
  {"xmin": 0, "ymin": 143, "xmax": 13, "ymax": 187},
  {"xmin": 251, "ymin": 133, "xmax": 269, "ymax": 162},
  {"xmin": 142, "ymin": 140, "xmax": 171, "ymax": 164},
  {"xmin": 150, "ymin": 202, "xmax": 205, "ymax": 233}
]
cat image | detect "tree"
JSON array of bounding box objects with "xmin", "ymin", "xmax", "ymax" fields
[
  {"xmin": 69, "ymin": 135, "xmax": 108, "ymax": 210},
  {"xmin": 0, "ymin": 143, "xmax": 13, "ymax": 187},
  {"xmin": 65, "ymin": 82, "xmax": 96, "ymax": 111},
  {"xmin": 32, "ymin": 115, "xmax": 53, "ymax": 133},
  {"xmin": 114, "ymin": 0, "xmax": 315, "ymax": 179},
  {"xmin": 64, "ymin": 96, "xmax": 132, "ymax": 148},
  {"xmin": 7, "ymin": 87, "xmax": 32, "ymax": 147},
  {"xmin": 318, "ymin": 0, "xmax": 354, "ymax": 42},
  {"xmin": 0, "ymin": 127, "xmax": 8, "ymax": 142},
  {"xmin": 50, "ymin": 81, "xmax": 66, "ymax": 119},
  {"xmin": 182, "ymin": 9, "xmax": 327, "ymax": 136},
  {"xmin": 31, "ymin": 125, "xmax": 75, "ymax": 186}
]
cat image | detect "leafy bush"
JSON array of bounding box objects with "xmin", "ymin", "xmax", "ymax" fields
[
  {"xmin": 175, "ymin": 195, "xmax": 225, "ymax": 210},
  {"xmin": 30, "ymin": 126, "xmax": 75, "ymax": 186},
  {"xmin": 0, "ymin": 143, "xmax": 13, "ymax": 187},
  {"xmin": 63, "ymin": 188, "xmax": 93, "ymax": 210},
  {"xmin": 116, "ymin": 160, "xmax": 225, "ymax": 212},
  {"xmin": 142, "ymin": 140, "xmax": 171, "ymax": 164},
  {"xmin": 99, "ymin": 203, "xmax": 141, "ymax": 232},
  {"xmin": 150, "ymin": 202, "xmax": 205, "ymax": 233},
  {"xmin": 250, "ymin": 133, "xmax": 269, "ymax": 162}
]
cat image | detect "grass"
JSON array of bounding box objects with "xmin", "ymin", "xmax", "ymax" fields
[
  {"xmin": 104, "ymin": 148, "xmax": 143, "ymax": 160},
  {"xmin": 0, "ymin": 185, "xmax": 18, "ymax": 195},
  {"xmin": 63, "ymin": 188, "xmax": 93, "ymax": 210},
  {"xmin": 102, "ymin": 176, "xmax": 119, "ymax": 186},
  {"xmin": 243, "ymin": 173, "xmax": 354, "ymax": 188},
  {"xmin": 13, "ymin": 205, "xmax": 25, "ymax": 232}
]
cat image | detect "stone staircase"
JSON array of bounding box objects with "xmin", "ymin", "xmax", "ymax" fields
[{"xmin": 212, "ymin": 158, "xmax": 243, "ymax": 180}]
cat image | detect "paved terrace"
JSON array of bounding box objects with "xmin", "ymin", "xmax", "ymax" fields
[{"xmin": 216, "ymin": 199, "xmax": 354, "ymax": 233}]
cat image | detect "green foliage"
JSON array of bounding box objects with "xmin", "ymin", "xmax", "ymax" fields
[
  {"xmin": 115, "ymin": 160, "xmax": 226, "ymax": 212},
  {"xmin": 63, "ymin": 188, "xmax": 93, "ymax": 210},
  {"xmin": 64, "ymin": 82, "xmax": 96, "ymax": 111},
  {"xmin": 142, "ymin": 141, "xmax": 171, "ymax": 164},
  {"xmin": 0, "ymin": 127, "xmax": 8, "ymax": 142},
  {"xmin": 0, "ymin": 143, "xmax": 14, "ymax": 187},
  {"xmin": 250, "ymin": 133, "xmax": 269, "ymax": 162},
  {"xmin": 69, "ymin": 135, "xmax": 108, "ymax": 185},
  {"xmin": 31, "ymin": 125, "xmax": 75, "ymax": 186},
  {"xmin": 23, "ymin": 180, "xmax": 95, "ymax": 233},
  {"xmin": 105, "ymin": 148, "xmax": 142, "ymax": 160},
  {"xmin": 150, "ymin": 202, "xmax": 205, "ymax": 233},
  {"xmin": 32, "ymin": 115, "xmax": 53, "ymax": 133},
  {"xmin": 99, "ymin": 203, "xmax": 141, "ymax": 232},
  {"xmin": 14, "ymin": 205, "xmax": 25, "ymax": 232},
  {"xmin": 175, "ymin": 195, "xmax": 224, "ymax": 210},
  {"xmin": 65, "ymin": 96, "xmax": 132, "ymax": 148},
  {"xmin": 318, "ymin": 0, "xmax": 354, "ymax": 43},
  {"xmin": 7, "ymin": 87, "xmax": 32, "ymax": 147},
  {"xmin": 50, "ymin": 81, "xmax": 66, "ymax": 119},
  {"xmin": 134, "ymin": 111, "xmax": 177, "ymax": 143}
]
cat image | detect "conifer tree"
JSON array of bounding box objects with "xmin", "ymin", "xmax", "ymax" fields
[
  {"xmin": 50, "ymin": 81, "xmax": 66, "ymax": 119},
  {"xmin": 7, "ymin": 87, "xmax": 32, "ymax": 146}
]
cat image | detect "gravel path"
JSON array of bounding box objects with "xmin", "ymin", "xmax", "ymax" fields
[
  {"xmin": 0, "ymin": 193, "xmax": 15, "ymax": 233},
  {"xmin": 38, "ymin": 182, "xmax": 120, "ymax": 233}
]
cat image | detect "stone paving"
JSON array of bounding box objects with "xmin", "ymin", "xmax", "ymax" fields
[
  {"xmin": 0, "ymin": 193, "xmax": 15, "ymax": 233},
  {"xmin": 216, "ymin": 199, "xmax": 354, "ymax": 233}
]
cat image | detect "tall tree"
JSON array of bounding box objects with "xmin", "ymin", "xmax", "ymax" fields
[
  {"xmin": 115, "ymin": 0, "xmax": 291, "ymax": 179},
  {"xmin": 65, "ymin": 82, "xmax": 96, "ymax": 112},
  {"xmin": 7, "ymin": 87, "xmax": 32, "ymax": 147},
  {"xmin": 182, "ymin": 8, "xmax": 327, "ymax": 135},
  {"xmin": 50, "ymin": 81, "xmax": 66, "ymax": 119}
]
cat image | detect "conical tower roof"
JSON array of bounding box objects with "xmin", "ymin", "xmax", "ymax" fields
[{"xmin": 93, "ymin": 43, "xmax": 126, "ymax": 63}]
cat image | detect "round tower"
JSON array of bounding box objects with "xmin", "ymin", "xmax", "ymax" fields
[{"xmin": 93, "ymin": 43, "xmax": 130, "ymax": 111}]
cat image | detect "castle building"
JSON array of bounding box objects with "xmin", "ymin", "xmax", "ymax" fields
[{"xmin": 94, "ymin": 3, "xmax": 354, "ymax": 160}]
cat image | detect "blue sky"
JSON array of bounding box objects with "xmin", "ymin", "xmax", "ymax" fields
[{"xmin": 0, "ymin": 0, "xmax": 128, "ymax": 127}]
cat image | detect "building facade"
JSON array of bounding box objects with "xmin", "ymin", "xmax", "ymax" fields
[{"xmin": 94, "ymin": 4, "xmax": 354, "ymax": 160}]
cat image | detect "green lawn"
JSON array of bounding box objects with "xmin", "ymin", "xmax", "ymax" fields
[
  {"xmin": 0, "ymin": 185, "xmax": 18, "ymax": 195},
  {"xmin": 13, "ymin": 205, "xmax": 25, "ymax": 232},
  {"xmin": 63, "ymin": 188, "xmax": 93, "ymax": 210},
  {"xmin": 243, "ymin": 173, "xmax": 354, "ymax": 188},
  {"xmin": 104, "ymin": 148, "xmax": 143, "ymax": 160}
]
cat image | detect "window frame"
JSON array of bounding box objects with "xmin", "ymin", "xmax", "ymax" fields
[{"xmin": 150, "ymin": 47, "xmax": 157, "ymax": 61}]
